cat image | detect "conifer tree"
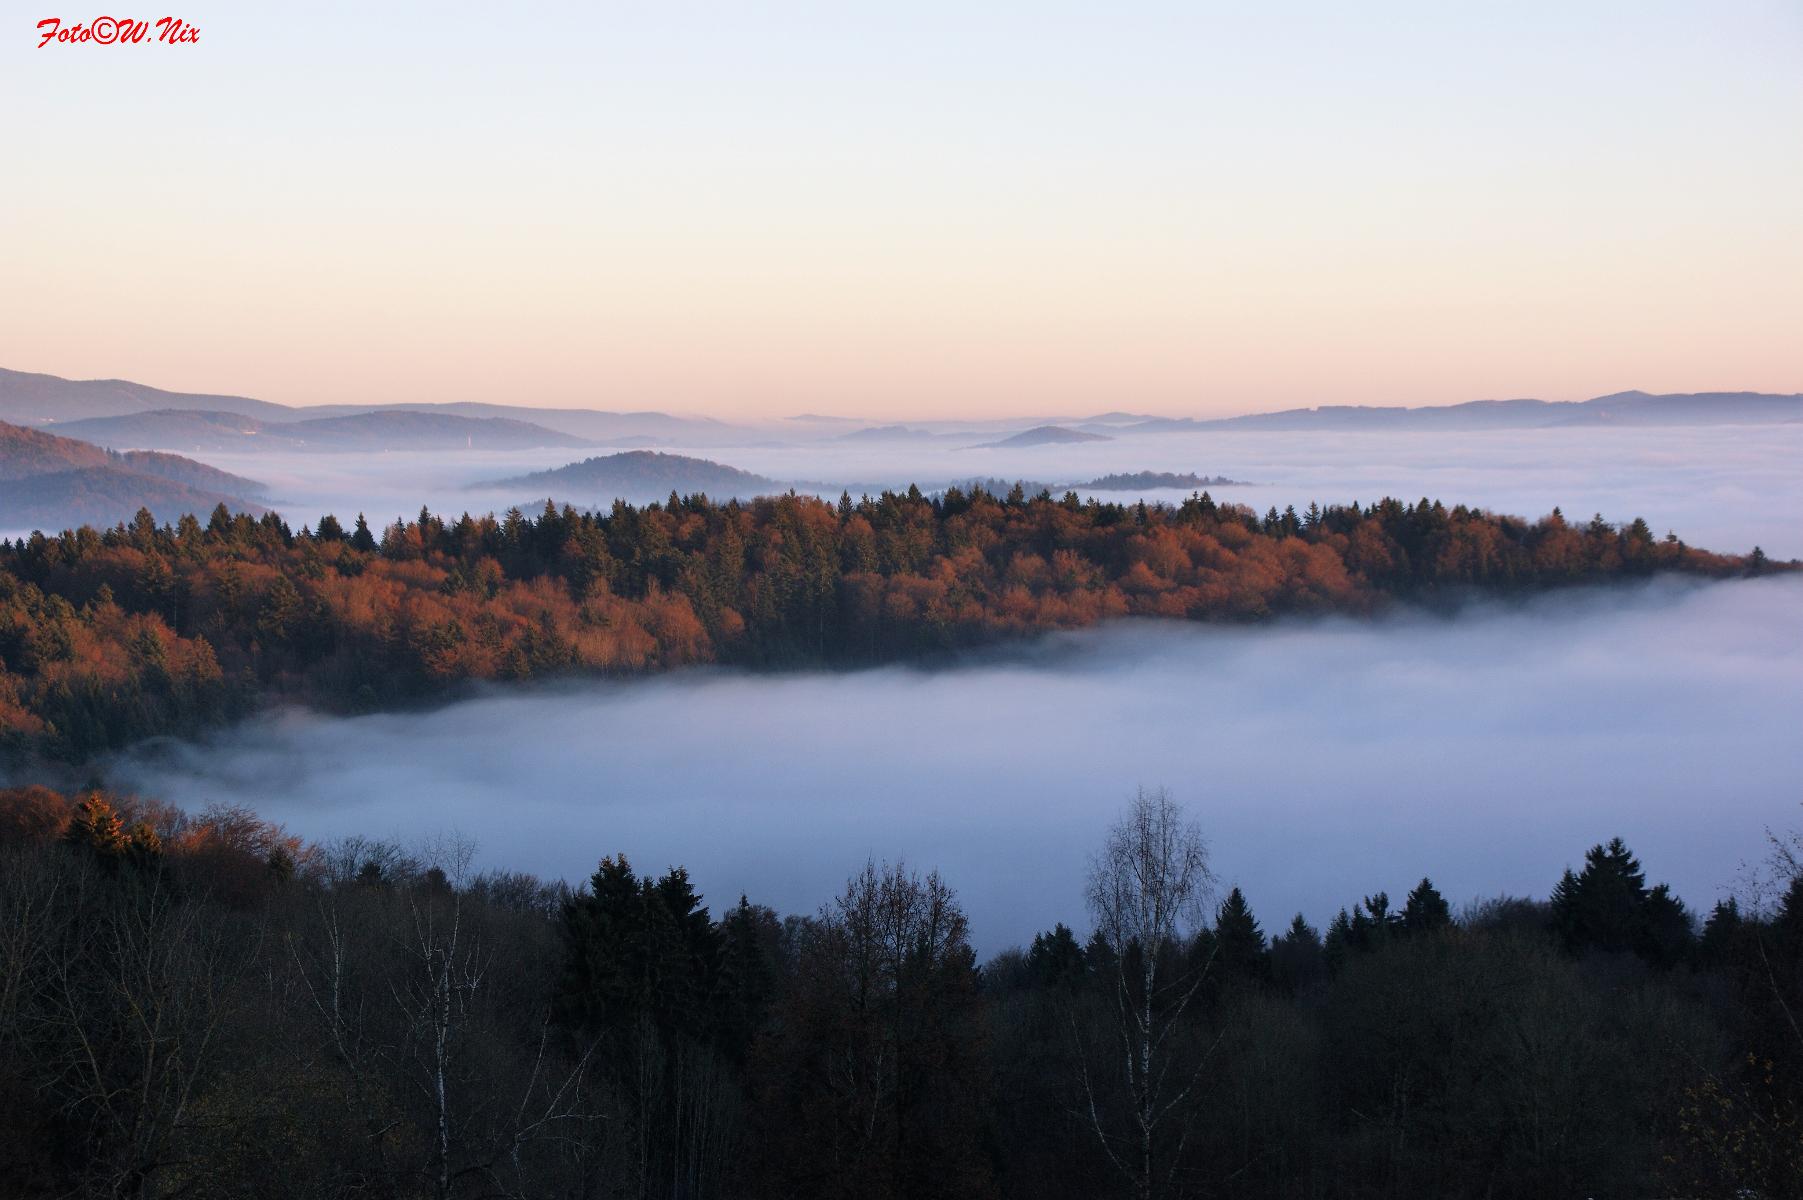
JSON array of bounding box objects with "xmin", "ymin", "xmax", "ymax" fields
[
  {"xmin": 1213, "ymin": 887, "xmax": 1269, "ymax": 981},
  {"xmin": 1551, "ymin": 837, "xmax": 1649, "ymax": 954},
  {"xmin": 1402, "ymin": 878, "xmax": 1452, "ymax": 935},
  {"xmin": 1027, "ymin": 923, "xmax": 1087, "ymax": 990},
  {"xmin": 1324, "ymin": 908, "xmax": 1355, "ymax": 975},
  {"xmin": 64, "ymin": 791, "xmax": 127, "ymax": 856},
  {"xmin": 1350, "ymin": 892, "xmax": 1398, "ymax": 950},
  {"xmin": 1271, "ymin": 913, "xmax": 1326, "ymax": 993}
]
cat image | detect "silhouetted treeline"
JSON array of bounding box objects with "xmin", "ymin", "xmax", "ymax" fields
[
  {"xmin": 2, "ymin": 784, "xmax": 1799, "ymax": 1199},
  {"xmin": 0, "ymin": 489, "xmax": 1776, "ymax": 759}
]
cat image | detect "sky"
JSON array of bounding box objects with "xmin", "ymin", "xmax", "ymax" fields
[{"xmin": 4, "ymin": 1, "xmax": 1801, "ymax": 419}]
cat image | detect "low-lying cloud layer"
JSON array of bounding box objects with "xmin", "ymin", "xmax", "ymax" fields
[
  {"xmin": 101, "ymin": 576, "xmax": 1803, "ymax": 953},
  {"xmin": 79, "ymin": 423, "xmax": 1802, "ymax": 559}
]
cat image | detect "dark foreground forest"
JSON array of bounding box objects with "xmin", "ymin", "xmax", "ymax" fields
[
  {"xmin": 0, "ymin": 486, "xmax": 1778, "ymax": 760},
  {"xmin": 1, "ymin": 784, "xmax": 1800, "ymax": 1199}
]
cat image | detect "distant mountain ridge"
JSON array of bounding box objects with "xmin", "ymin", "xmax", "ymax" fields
[
  {"xmin": 53, "ymin": 408, "xmax": 593, "ymax": 452},
  {"xmin": 0, "ymin": 368, "xmax": 737, "ymax": 447},
  {"xmin": 6, "ymin": 369, "xmax": 1797, "ymax": 444},
  {"xmin": 0, "ymin": 368, "xmax": 295, "ymax": 424},
  {"xmin": 1086, "ymin": 391, "xmax": 1803, "ymax": 435}
]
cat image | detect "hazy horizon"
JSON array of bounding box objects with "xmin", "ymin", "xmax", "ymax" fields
[{"xmin": 4, "ymin": 361, "xmax": 1798, "ymax": 426}]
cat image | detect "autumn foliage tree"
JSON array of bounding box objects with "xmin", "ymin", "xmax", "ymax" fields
[{"xmin": 0, "ymin": 489, "xmax": 1772, "ymax": 761}]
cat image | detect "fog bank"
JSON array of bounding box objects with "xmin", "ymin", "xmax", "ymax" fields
[
  {"xmin": 31, "ymin": 422, "xmax": 1791, "ymax": 561},
  {"xmin": 90, "ymin": 576, "xmax": 1802, "ymax": 951}
]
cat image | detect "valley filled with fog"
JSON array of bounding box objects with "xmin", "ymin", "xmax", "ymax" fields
[
  {"xmin": 144, "ymin": 422, "xmax": 1803, "ymax": 560},
  {"xmin": 11, "ymin": 413, "xmax": 1799, "ymax": 943},
  {"xmin": 104, "ymin": 574, "xmax": 1803, "ymax": 952},
  {"xmin": 56, "ymin": 419, "xmax": 1803, "ymax": 946}
]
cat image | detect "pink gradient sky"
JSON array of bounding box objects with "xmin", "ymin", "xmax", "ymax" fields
[{"xmin": 3, "ymin": 1, "xmax": 1800, "ymax": 419}]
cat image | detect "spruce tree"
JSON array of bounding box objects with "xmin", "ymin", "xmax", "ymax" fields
[
  {"xmin": 1271, "ymin": 913, "xmax": 1326, "ymax": 993},
  {"xmin": 1402, "ymin": 877, "xmax": 1453, "ymax": 935},
  {"xmin": 1324, "ymin": 908, "xmax": 1354, "ymax": 974},
  {"xmin": 1027, "ymin": 923, "xmax": 1087, "ymax": 990},
  {"xmin": 1551, "ymin": 837, "xmax": 1694, "ymax": 967},
  {"xmin": 1213, "ymin": 887, "xmax": 1269, "ymax": 981},
  {"xmin": 1639, "ymin": 883, "xmax": 1694, "ymax": 968},
  {"xmin": 349, "ymin": 513, "xmax": 377, "ymax": 552},
  {"xmin": 1552, "ymin": 837, "xmax": 1648, "ymax": 953}
]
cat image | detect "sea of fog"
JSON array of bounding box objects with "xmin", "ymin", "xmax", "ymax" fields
[
  {"xmin": 127, "ymin": 423, "xmax": 1803, "ymax": 559},
  {"xmin": 100, "ymin": 575, "xmax": 1803, "ymax": 954}
]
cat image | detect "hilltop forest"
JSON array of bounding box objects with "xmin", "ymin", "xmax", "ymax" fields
[{"xmin": 0, "ymin": 485, "xmax": 1773, "ymax": 760}]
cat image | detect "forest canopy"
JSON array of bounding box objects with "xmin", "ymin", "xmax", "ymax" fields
[
  {"xmin": 1, "ymin": 782, "xmax": 1798, "ymax": 1199},
  {"xmin": 0, "ymin": 485, "xmax": 1778, "ymax": 760}
]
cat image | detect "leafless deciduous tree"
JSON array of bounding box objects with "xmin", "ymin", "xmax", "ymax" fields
[
  {"xmin": 39, "ymin": 863, "xmax": 258, "ymax": 1199},
  {"xmin": 1081, "ymin": 786, "xmax": 1218, "ymax": 1200}
]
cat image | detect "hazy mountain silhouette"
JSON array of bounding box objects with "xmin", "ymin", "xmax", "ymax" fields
[
  {"xmin": 54, "ymin": 408, "xmax": 591, "ymax": 452},
  {"xmin": 974, "ymin": 425, "xmax": 1114, "ymax": 448},
  {"xmin": 0, "ymin": 420, "xmax": 266, "ymax": 530},
  {"xmin": 0, "ymin": 368, "xmax": 738, "ymax": 447},
  {"xmin": 1101, "ymin": 391, "xmax": 1803, "ymax": 435},
  {"xmin": 479, "ymin": 451, "xmax": 779, "ymax": 502}
]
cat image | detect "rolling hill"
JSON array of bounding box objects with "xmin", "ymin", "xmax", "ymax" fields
[
  {"xmin": 53, "ymin": 408, "xmax": 592, "ymax": 452},
  {"xmin": 0, "ymin": 470, "xmax": 268, "ymax": 531},
  {"xmin": 974, "ymin": 425, "xmax": 1114, "ymax": 448},
  {"xmin": 0, "ymin": 420, "xmax": 265, "ymax": 531},
  {"xmin": 837, "ymin": 425, "xmax": 942, "ymax": 443},
  {"xmin": 1069, "ymin": 471, "xmax": 1251, "ymax": 490},
  {"xmin": 1095, "ymin": 391, "xmax": 1803, "ymax": 435},
  {"xmin": 0, "ymin": 367, "xmax": 295, "ymax": 424},
  {"xmin": 480, "ymin": 451, "xmax": 779, "ymax": 502},
  {"xmin": 114, "ymin": 451, "xmax": 266, "ymax": 496},
  {"xmin": 2, "ymin": 368, "xmax": 739, "ymax": 446},
  {"xmin": 0, "ymin": 420, "xmax": 110, "ymax": 479}
]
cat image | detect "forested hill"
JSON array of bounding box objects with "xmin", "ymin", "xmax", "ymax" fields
[
  {"xmin": 480, "ymin": 450, "xmax": 778, "ymax": 501},
  {"xmin": 0, "ymin": 487, "xmax": 1779, "ymax": 760},
  {"xmin": 0, "ymin": 419, "xmax": 267, "ymax": 529}
]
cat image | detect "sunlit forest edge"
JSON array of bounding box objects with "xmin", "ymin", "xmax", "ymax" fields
[{"xmin": 2, "ymin": 485, "xmax": 1786, "ymax": 762}]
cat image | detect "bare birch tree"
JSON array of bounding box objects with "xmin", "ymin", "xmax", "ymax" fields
[{"xmin": 1081, "ymin": 786, "xmax": 1217, "ymax": 1200}]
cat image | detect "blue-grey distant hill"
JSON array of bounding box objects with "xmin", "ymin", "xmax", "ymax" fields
[
  {"xmin": 1085, "ymin": 391, "xmax": 1803, "ymax": 435},
  {"xmin": 0, "ymin": 419, "xmax": 266, "ymax": 530},
  {"xmin": 479, "ymin": 451, "xmax": 780, "ymax": 504},
  {"xmin": 0, "ymin": 367, "xmax": 739, "ymax": 446},
  {"xmin": 973, "ymin": 425, "xmax": 1114, "ymax": 448},
  {"xmin": 0, "ymin": 368, "xmax": 295, "ymax": 424},
  {"xmin": 1071, "ymin": 471, "xmax": 1250, "ymax": 490},
  {"xmin": 837, "ymin": 425, "xmax": 945, "ymax": 443},
  {"xmin": 53, "ymin": 408, "xmax": 592, "ymax": 453}
]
